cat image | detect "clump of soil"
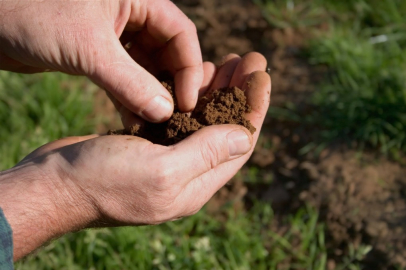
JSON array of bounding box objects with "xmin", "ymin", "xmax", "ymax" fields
[{"xmin": 108, "ymin": 81, "xmax": 255, "ymax": 145}]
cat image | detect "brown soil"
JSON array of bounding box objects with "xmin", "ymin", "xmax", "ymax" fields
[
  {"xmin": 301, "ymin": 151, "xmax": 406, "ymax": 268},
  {"xmin": 108, "ymin": 81, "xmax": 255, "ymax": 145}
]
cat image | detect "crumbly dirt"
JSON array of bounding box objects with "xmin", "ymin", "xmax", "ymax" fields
[{"xmin": 108, "ymin": 81, "xmax": 255, "ymax": 145}]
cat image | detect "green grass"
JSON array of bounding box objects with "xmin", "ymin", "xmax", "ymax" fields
[
  {"xmin": 256, "ymin": 0, "xmax": 406, "ymax": 32},
  {"xmin": 16, "ymin": 203, "xmax": 332, "ymax": 270},
  {"xmin": 307, "ymin": 29, "xmax": 406, "ymax": 154},
  {"xmin": 305, "ymin": 0, "xmax": 406, "ymax": 155},
  {"xmin": 0, "ymin": 71, "xmax": 96, "ymax": 170},
  {"xmin": 259, "ymin": 0, "xmax": 406, "ymax": 155}
]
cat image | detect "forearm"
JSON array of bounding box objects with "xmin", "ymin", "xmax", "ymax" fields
[
  {"xmin": 0, "ymin": 157, "xmax": 94, "ymax": 261},
  {"xmin": 0, "ymin": 2, "xmax": 25, "ymax": 72}
]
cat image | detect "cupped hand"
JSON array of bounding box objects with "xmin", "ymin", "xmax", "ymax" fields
[
  {"xmin": 0, "ymin": 0, "xmax": 203, "ymax": 122},
  {"xmin": 6, "ymin": 52, "xmax": 270, "ymax": 260}
]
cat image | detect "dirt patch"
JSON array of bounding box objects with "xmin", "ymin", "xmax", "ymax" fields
[
  {"xmin": 108, "ymin": 81, "xmax": 255, "ymax": 145},
  {"xmin": 300, "ymin": 151, "xmax": 406, "ymax": 268}
]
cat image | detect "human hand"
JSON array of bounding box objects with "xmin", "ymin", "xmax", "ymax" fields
[
  {"xmin": 0, "ymin": 0, "xmax": 203, "ymax": 122},
  {"xmin": 0, "ymin": 52, "xmax": 270, "ymax": 260}
]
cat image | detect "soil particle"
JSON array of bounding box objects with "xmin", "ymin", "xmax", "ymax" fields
[{"xmin": 108, "ymin": 81, "xmax": 255, "ymax": 145}]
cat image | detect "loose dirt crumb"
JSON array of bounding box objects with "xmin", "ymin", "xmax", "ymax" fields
[{"xmin": 108, "ymin": 81, "xmax": 255, "ymax": 145}]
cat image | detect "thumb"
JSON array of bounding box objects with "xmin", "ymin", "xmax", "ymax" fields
[
  {"xmin": 88, "ymin": 37, "xmax": 174, "ymax": 123},
  {"xmin": 165, "ymin": 125, "xmax": 253, "ymax": 185}
]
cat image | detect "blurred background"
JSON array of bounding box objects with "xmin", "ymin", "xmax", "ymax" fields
[{"xmin": 2, "ymin": 0, "xmax": 405, "ymax": 269}]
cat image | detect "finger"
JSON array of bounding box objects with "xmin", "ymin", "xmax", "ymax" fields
[
  {"xmin": 214, "ymin": 71, "xmax": 272, "ymax": 175},
  {"xmin": 104, "ymin": 90, "xmax": 145, "ymax": 129},
  {"xmin": 106, "ymin": 89, "xmax": 145, "ymax": 128},
  {"xmin": 243, "ymin": 71, "xmax": 272, "ymax": 129},
  {"xmin": 199, "ymin": 62, "xmax": 216, "ymax": 97},
  {"xmin": 20, "ymin": 135, "xmax": 100, "ymax": 163},
  {"xmin": 173, "ymin": 60, "xmax": 203, "ymax": 113},
  {"xmin": 162, "ymin": 125, "xmax": 253, "ymax": 186},
  {"xmin": 230, "ymin": 52, "xmax": 267, "ymax": 88},
  {"xmin": 178, "ymin": 71, "xmax": 271, "ymax": 215},
  {"xmin": 104, "ymin": 90, "xmax": 122, "ymax": 112},
  {"xmin": 119, "ymin": 106, "xmax": 145, "ymax": 129},
  {"xmin": 89, "ymin": 35, "xmax": 174, "ymax": 123},
  {"xmin": 210, "ymin": 54, "xmax": 241, "ymax": 90},
  {"xmin": 127, "ymin": 0, "xmax": 203, "ymax": 112}
]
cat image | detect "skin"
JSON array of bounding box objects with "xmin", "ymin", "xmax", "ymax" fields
[
  {"xmin": 0, "ymin": 0, "xmax": 203, "ymax": 122},
  {"xmin": 0, "ymin": 0, "xmax": 271, "ymax": 262}
]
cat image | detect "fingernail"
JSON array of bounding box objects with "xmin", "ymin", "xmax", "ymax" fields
[
  {"xmin": 142, "ymin": 96, "xmax": 173, "ymax": 122},
  {"xmin": 227, "ymin": 129, "xmax": 252, "ymax": 157}
]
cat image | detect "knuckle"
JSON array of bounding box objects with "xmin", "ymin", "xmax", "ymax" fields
[
  {"xmin": 97, "ymin": 66, "xmax": 136, "ymax": 94},
  {"xmin": 148, "ymin": 159, "xmax": 182, "ymax": 197},
  {"xmin": 200, "ymin": 139, "xmax": 223, "ymax": 171},
  {"xmin": 245, "ymin": 51, "xmax": 267, "ymax": 65},
  {"xmin": 186, "ymin": 18, "xmax": 197, "ymax": 33},
  {"xmin": 152, "ymin": 159, "xmax": 175, "ymax": 189}
]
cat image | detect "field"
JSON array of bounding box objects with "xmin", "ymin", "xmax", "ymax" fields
[{"xmin": 1, "ymin": 0, "xmax": 405, "ymax": 269}]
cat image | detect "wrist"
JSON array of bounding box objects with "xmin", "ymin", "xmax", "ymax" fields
[{"xmin": 0, "ymin": 154, "xmax": 97, "ymax": 260}]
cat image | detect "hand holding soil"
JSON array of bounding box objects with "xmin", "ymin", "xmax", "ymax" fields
[
  {"xmin": 2, "ymin": 52, "xmax": 270, "ymax": 260},
  {"xmin": 0, "ymin": 0, "xmax": 271, "ymax": 263}
]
